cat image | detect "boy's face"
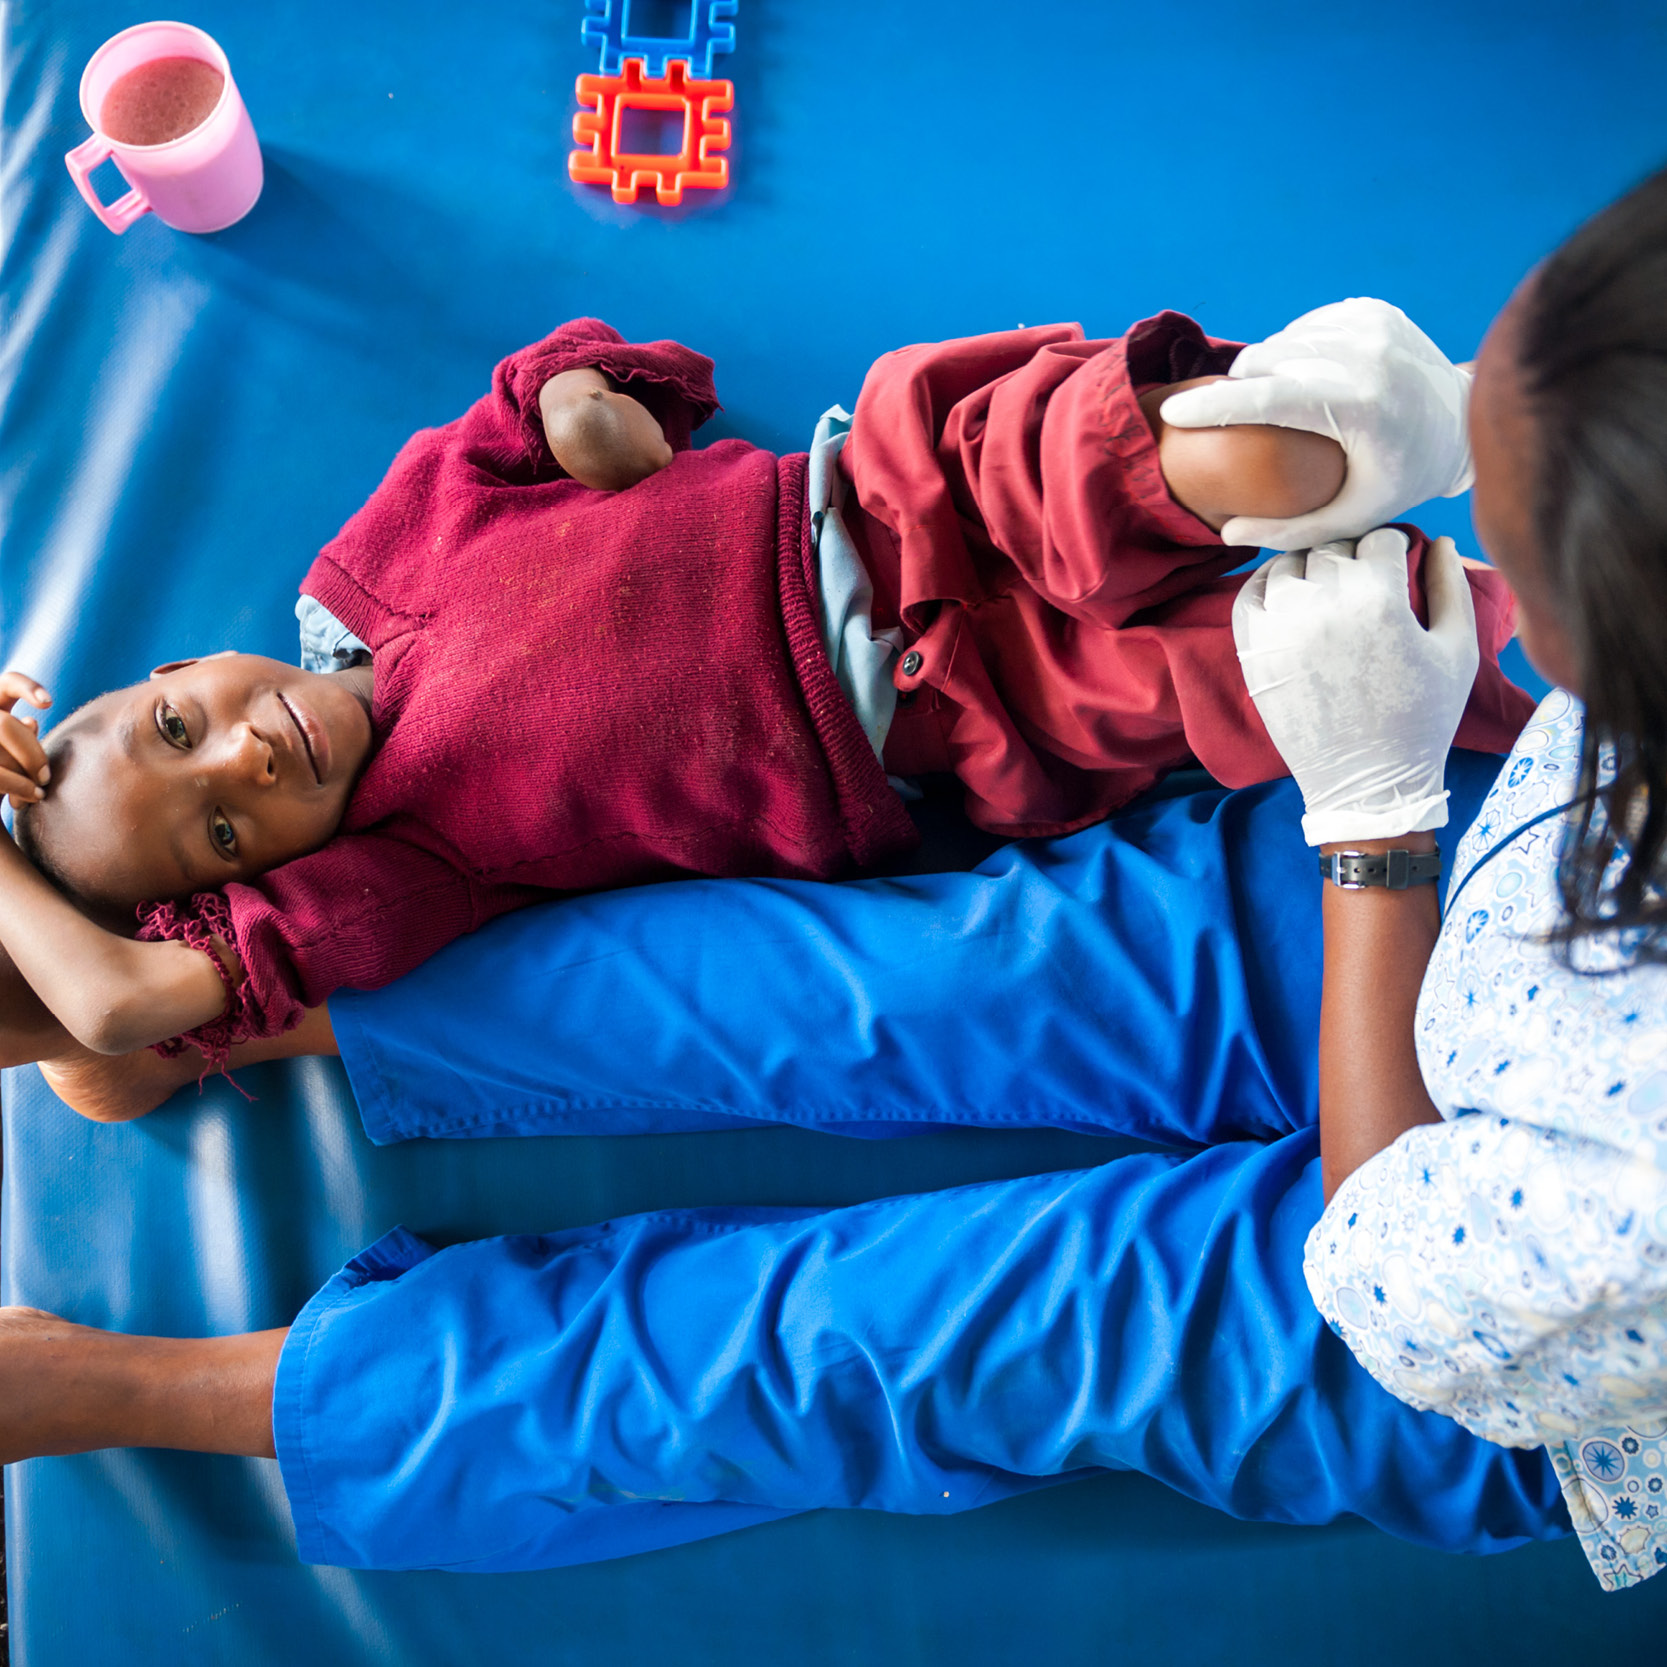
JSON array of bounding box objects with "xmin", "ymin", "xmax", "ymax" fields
[{"xmin": 18, "ymin": 653, "xmax": 374, "ymax": 910}]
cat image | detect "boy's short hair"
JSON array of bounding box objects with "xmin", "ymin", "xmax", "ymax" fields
[{"xmin": 12, "ymin": 696, "xmax": 126, "ymax": 917}]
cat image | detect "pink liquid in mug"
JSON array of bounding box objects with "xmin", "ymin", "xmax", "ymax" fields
[{"xmin": 100, "ymin": 57, "xmax": 225, "ymax": 147}]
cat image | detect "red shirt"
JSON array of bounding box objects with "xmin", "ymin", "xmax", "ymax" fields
[
  {"xmin": 142, "ymin": 320, "xmax": 916, "ymax": 1051},
  {"xmin": 845, "ymin": 313, "xmax": 1533, "ymax": 836}
]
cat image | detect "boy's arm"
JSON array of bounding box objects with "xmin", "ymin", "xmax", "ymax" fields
[
  {"xmin": 1139, "ymin": 377, "xmax": 1347, "ymax": 542},
  {"xmin": 33, "ymin": 827, "xmax": 518, "ymax": 1114},
  {"xmin": 127, "ymin": 831, "xmax": 540, "ymax": 1067},
  {"xmin": 538, "ymin": 368, "xmax": 673, "ymax": 490},
  {"xmin": 0, "ymin": 940, "xmax": 82, "ymax": 1067},
  {"xmin": 0, "ymin": 833, "xmax": 228, "ymax": 1055},
  {"xmin": 314, "ymin": 323, "xmax": 710, "ymax": 596},
  {"xmin": 485, "ymin": 317, "xmax": 718, "ymax": 483}
]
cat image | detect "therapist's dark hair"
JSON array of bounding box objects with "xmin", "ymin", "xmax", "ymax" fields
[{"xmin": 1520, "ymin": 161, "xmax": 1667, "ymax": 960}]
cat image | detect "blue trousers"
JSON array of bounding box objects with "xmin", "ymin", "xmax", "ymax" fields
[
  {"xmin": 332, "ymin": 767, "xmax": 1337, "ymax": 1148},
  {"xmin": 281, "ymin": 756, "xmax": 1569, "ymax": 1571}
]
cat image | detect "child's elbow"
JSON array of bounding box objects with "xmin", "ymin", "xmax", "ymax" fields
[
  {"xmin": 72, "ymin": 994, "xmax": 166, "ymax": 1058},
  {"xmin": 75, "ymin": 1015, "xmax": 143, "ymax": 1058},
  {"xmin": 65, "ymin": 1089, "xmax": 149, "ymax": 1123}
]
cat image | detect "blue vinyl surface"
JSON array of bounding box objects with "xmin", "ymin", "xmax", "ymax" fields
[{"xmin": 3, "ymin": 1, "xmax": 1667, "ymax": 1662}]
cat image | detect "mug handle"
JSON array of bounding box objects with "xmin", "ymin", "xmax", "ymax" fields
[{"xmin": 64, "ymin": 134, "xmax": 150, "ymax": 235}]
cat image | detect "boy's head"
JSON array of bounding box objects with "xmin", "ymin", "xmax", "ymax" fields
[{"xmin": 15, "ymin": 653, "xmax": 374, "ymax": 913}]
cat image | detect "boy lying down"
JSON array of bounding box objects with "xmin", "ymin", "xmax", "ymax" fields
[{"xmin": 0, "ymin": 310, "xmax": 1532, "ymax": 1086}]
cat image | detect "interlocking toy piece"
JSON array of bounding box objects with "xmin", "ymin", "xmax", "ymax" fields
[
  {"xmin": 570, "ymin": 59, "xmax": 732, "ymax": 206},
  {"xmin": 580, "ymin": 0, "xmax": 737, "ymax": 79}
]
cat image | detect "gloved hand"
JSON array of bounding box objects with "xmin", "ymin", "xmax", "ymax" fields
[
  {"xmin": 1161, "ymin": 299, "xmax": 1474, "ymax": 551},
  {"xmin": 1232, "ymin": 528, "xmax": 1479, "ymax": 845}
]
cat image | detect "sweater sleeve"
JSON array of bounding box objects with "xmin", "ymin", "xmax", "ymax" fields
[
  {"xmin": 136, "ymin": 834, "xmax": 543, "ymax": 1058},
  {"xmin": 303, "ymin": 320, "xmax": 722, "ymax": 630}
]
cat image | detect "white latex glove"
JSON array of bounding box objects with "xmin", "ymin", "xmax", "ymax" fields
[
  {"xmin": 1161, "ymin": 298, "xmax": 1474, "ymax": 551},
  {"xmin": 1233, "ymin": 528, "xmax": 1479, "ymax": 845}
]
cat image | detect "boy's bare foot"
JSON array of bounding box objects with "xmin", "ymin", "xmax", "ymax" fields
[
  {"xmin": 40, "ymin": 1004, "xmax": 340, "ymax": 1123},
  {"xmin": 0, "ymin": 1307, "xmax": 107, "ymax": 1462},
  {"xmin": 0, "ymin": 1305, "xmax": 284, "ymax": 1461},
  {"xmin": 39, "ymin": 1046, "xmax": 203, "ymax": 1122}
]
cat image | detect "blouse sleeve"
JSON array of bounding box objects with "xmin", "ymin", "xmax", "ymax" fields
[
  {"xmin": 1303, "ymin": 1113, "xmax": 1667, "ymax": 1448},
  {"xmin": 136, "ymin": 833, "xmax": 542, "ymax": 1063}
]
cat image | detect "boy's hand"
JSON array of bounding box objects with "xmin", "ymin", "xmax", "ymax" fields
[
  {"xmin": 0, "ymin": 672, "xmax": 52, "ymax": 810},
  {"xmin": 539, "ymin": 369, "xmax": 674, "ymax": 491}
]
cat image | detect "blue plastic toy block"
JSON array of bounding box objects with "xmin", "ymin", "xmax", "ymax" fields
[{"xmin": 581, "ymin": 0, "xmax": 737, "ymax": 79}]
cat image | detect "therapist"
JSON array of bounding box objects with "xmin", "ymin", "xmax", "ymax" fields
[
  {"xmin": 12, "ymin": 167, "xmax": 1665, "ymax": 1588},
  {"xmin": 1191, "ymin": 164, "xmax": 1667, "ymax": 1587},
  {"xmin": 1252, "ymin": 184, "xmax": 1667, "ymax": 1588}
]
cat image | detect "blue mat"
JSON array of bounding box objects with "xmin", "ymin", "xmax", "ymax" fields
[{"xmin": 5, "ymin": 1, "xmax": 1667, "ymax": 1662}]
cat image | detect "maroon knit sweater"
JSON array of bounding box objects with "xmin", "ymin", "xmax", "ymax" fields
[{"xmin": 140, "ymin": 320, "xmax": 918, "ymax": 1050}]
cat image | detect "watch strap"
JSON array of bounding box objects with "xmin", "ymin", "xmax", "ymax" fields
[{"xmin": 1319, "ymin": 848, "xmax": 1442, "ymax": 890}]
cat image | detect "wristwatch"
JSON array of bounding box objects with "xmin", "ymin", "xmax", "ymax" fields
[{"xmin": 1318, "ymin": 848, "xmax": 1442, "ymax": 890}]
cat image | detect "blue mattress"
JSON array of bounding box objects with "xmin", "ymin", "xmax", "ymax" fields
[{"xmin": 4, "ymin": 1, "xmax": 1667, "ymax": 1662}]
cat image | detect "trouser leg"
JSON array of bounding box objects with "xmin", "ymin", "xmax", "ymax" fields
[
  {"xmin": 274, "ymin": 1128, "xmax": 1566, "ymax": 1572},
  {"xmin": 335, "ymin": 758, "xmax": 1504, "ymax": 1149},
  {"xmin": 335, "ymin": 775, "xmax": 1296, "ymax": 1145}
]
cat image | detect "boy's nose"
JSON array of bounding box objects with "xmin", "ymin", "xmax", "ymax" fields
[{"xmin": 226, "ymin": 722, "xmax": 278, "ymax": 785}]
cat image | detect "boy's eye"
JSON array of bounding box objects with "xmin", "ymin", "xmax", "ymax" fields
[
  {"xmin": 158, "ymin": 703, "xmax": 190, "ymax": 747},
  {"xmin": 210, "ymin": 812, "xmax": 237, "ymax": 857}
]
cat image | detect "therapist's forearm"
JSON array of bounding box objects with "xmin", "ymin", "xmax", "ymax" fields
[{"xmin": 1317, "ymin": 832, "xmax": 1443, "ymax": 1201}]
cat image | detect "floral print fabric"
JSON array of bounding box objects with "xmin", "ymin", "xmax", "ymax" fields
[{"xmin": 1304, "ymin": 690, "xmax": 1667, "ymax": 1590}]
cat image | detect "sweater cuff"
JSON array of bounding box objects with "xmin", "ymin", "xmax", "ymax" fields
[
  {"xmin": 134, "ymin": 892, "xmax": 257, "ymax": 1067},
  {"xmin": 499, "ymin": 318, "xmax": 721, "ymax": 473}
]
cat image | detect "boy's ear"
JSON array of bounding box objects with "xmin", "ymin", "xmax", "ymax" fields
[{"xmin": 150, "ymin": 651, "xmax": 237, "ymax": 679}]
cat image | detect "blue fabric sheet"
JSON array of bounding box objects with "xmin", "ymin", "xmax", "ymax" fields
[{"xmin": 7, "ymin": 0, "xmax": 1667, "ymax": 1661}]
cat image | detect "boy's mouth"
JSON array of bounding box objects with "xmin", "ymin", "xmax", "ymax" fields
[{"xmin": 276, "ymin": 691, "xmax": 328, "ymax": 784}]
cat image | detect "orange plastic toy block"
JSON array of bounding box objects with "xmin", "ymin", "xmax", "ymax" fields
[{"xmin": 569, "ymin": 59, "xmax": 732, "ymax": 206}]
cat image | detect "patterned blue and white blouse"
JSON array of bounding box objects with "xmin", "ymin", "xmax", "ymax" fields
[{"xmin": 1304, "ymin": 689, "xmax": 1667, "ymax": 1592}]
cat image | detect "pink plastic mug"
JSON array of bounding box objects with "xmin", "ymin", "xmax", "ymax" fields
[{"xmin": 65, "ymin": 21, "xmax": 263, "ymax": 235}]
